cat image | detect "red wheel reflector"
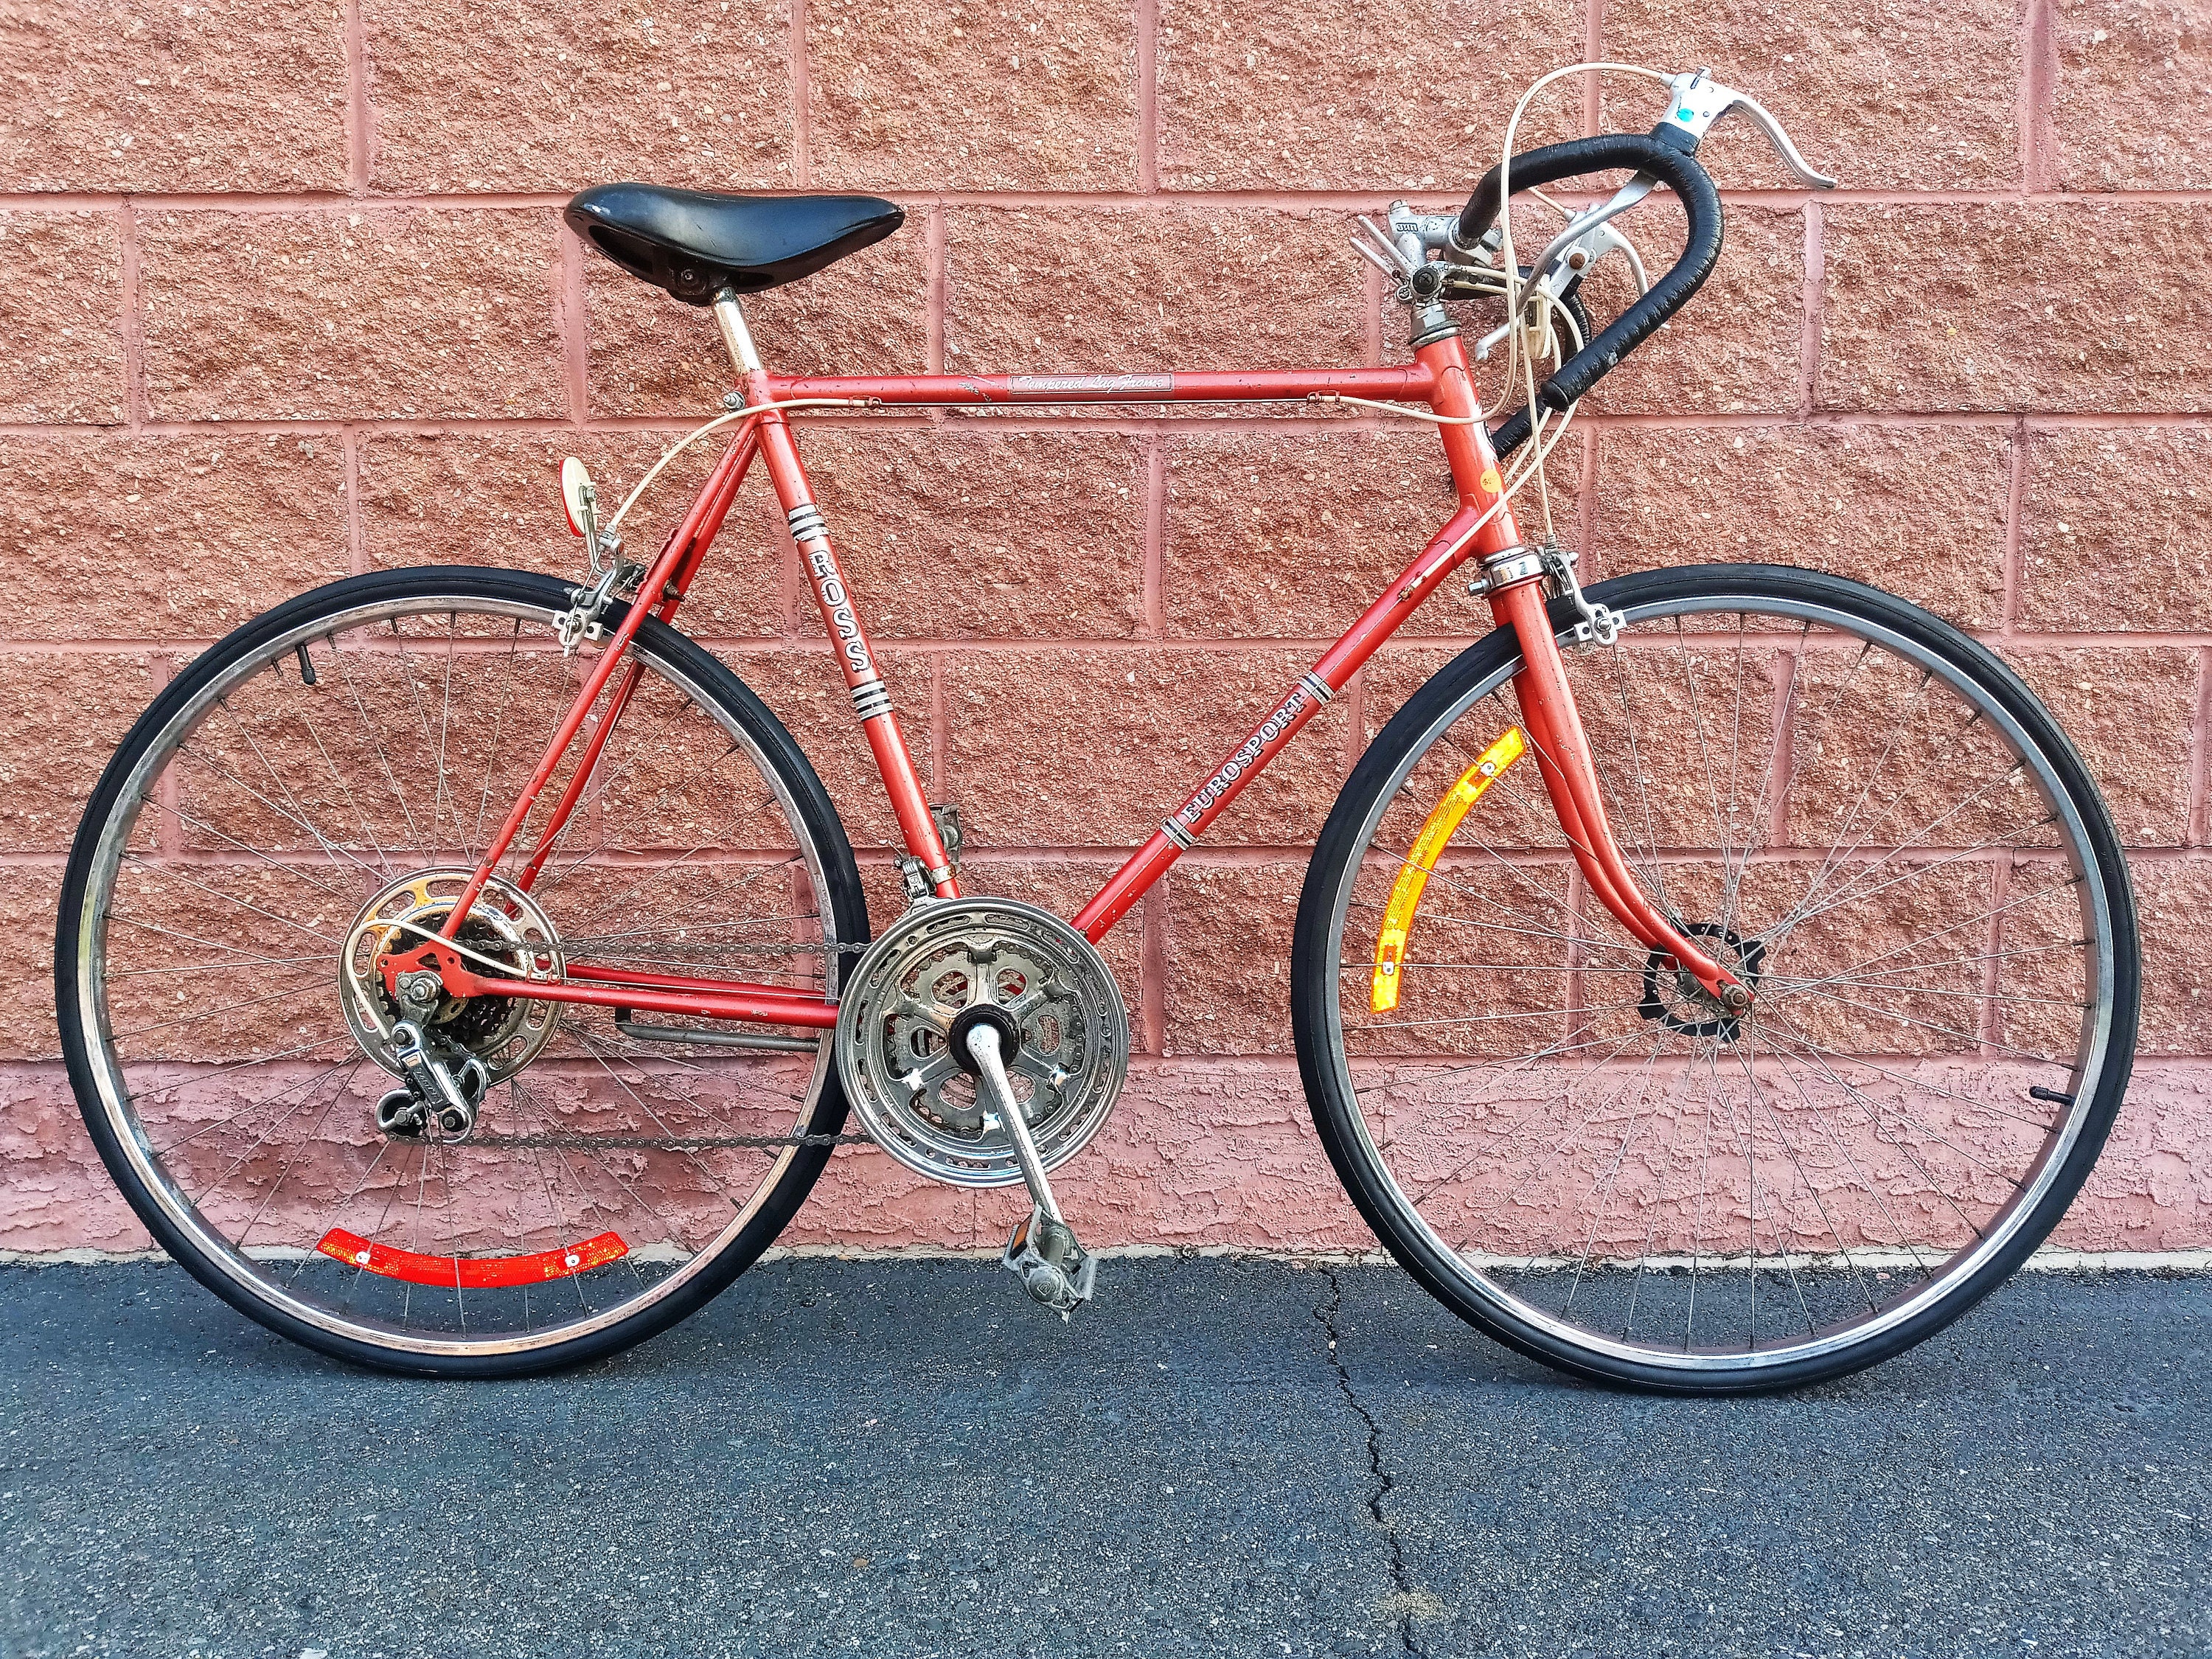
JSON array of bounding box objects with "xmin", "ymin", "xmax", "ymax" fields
[{"xmin": 314, "ymin": 1228, "xmax": 628, "ymax": 1288}]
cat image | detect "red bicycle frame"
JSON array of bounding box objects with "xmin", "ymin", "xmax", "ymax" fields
[{"xmin": 389, "ymin": 296, "xmax": 1745, "ymax": 1020}]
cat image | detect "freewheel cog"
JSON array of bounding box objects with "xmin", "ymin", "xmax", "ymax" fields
[
  {"xmin": 835, "ymin": 898, "xmax": 1130, "ymax": 1188},
  {"xmin": 340, "ymin": 868, "xmax": 563, "ymax": 1085}
]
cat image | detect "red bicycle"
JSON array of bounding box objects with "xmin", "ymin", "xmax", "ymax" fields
[{"xmin": 55, "ymin": 70, "xmax": 2138, "ymax": 1392}]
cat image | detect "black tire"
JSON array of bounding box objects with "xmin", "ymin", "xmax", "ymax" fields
[
  {"xmin": 55, "ymin": 567, "xmax": 869, "ymax": 1377},
  {"xmin": 1293, "ymin": 565, "xmax": 2139, "ymax": 1394}
]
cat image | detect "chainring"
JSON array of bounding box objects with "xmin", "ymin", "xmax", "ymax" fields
[{"xmin": 835, "ymin": 897, "xmax": 1130, "ymax": 1188}]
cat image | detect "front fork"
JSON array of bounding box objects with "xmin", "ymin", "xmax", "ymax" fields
[{"xmin": 1488, "ymin": 574, "xmax": 1748, "ymax": 1009}]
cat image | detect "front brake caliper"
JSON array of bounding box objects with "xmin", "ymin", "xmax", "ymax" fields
[{"xmin": 1372, "ymin": 726, "xmax": 1526, "ymax": 1013}]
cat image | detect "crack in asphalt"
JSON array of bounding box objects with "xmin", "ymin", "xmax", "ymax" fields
[{"xmin": 1315, "ymin": 1265, "xmax": 1432, "ymax": 1659}]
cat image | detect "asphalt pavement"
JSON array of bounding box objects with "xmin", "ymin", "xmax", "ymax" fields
[{"xmin": 1, "ymin": 1257, "xmax": 2205, "ymax": 1658}]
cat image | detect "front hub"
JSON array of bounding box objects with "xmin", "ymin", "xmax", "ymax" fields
[{"xmin": 1639, "ymin": 922, "xmax": 1766, "ymax": 1043}]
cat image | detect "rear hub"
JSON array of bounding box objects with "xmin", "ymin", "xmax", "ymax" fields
[{"xmin": 339, "ymin": 868, "xmax": 565, "ymax": 1087}]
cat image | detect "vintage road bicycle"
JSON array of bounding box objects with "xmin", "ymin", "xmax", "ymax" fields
[{"xmin": 55, "ymin": 69, "xmax": 2140, "ymax": 1392}]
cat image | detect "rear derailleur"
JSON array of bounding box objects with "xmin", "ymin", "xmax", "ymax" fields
[{"xmin": 375, "ymin": 995, "xmax": 491, "ymax": 1141}]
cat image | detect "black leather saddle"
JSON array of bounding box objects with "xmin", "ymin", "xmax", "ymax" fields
[{"xmin": 565, "ymin": 184, "xmax": 905, "ymax": 307}]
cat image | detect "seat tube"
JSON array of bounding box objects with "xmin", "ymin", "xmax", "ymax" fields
[{"xmin": 713, "ymin": 296, "xmax": 956, "ymax": 894}]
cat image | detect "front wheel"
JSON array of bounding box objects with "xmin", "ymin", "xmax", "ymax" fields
[
  {"xmin": 55, "ymin": 567, "xmax": 869, "ymax": 1377},
  {"xmin": 1293, "ymin": 565, "xmax": 2138, "ymax": 1393}
]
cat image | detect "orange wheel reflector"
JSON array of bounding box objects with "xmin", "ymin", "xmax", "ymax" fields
[
  {"xmin": 1371, "ymin": 726, "xmax": 1526, "ymax": 1012},
  {"xmin": 314, "ymin": 1227, "xmax": 629, "ymax": 1289}
]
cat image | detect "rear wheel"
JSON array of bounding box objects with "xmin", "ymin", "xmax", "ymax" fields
[
  {"xmin": 55, "ymin": 567, "xmax": 867, "ymax": 1377},
  {"xmin": 1293, "ymin": 565, "xmax": 2138, "ymax": 1393}
]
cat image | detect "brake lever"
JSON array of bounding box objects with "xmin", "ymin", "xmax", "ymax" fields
[
  {"xmin": 1658, "ymin": 69, "xmax": 1838, "ymax": 189},
  {"xmin": 1722, "ymin": 93, "xmax": 1838, "ymax": 190}
]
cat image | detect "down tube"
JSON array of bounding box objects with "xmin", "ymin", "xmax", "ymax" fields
[{"xmin": 1071, "ymin": 498, "xmax": 1515, "ymax": 943}]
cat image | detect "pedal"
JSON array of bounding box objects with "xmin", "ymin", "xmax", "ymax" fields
[{"xmin": 1003, "ymin": 1205, "xmax": 1096, "ymax": 1317}]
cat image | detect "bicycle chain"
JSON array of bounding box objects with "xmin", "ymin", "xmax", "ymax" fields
[{"xmin": 470, "ymin": 1132, "xmax": 872, "ymax": 1150}]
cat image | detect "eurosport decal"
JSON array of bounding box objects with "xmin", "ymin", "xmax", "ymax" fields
[{"xmin": 1170, "ymin": 678, "xmax": 1325, "ymax": 835}]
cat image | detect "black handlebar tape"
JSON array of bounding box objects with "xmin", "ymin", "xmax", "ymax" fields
[{"xmin": 1458, "ymin": 132, "xmax": 1725, "ymax": 418}]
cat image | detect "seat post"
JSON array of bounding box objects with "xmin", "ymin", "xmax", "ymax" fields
[{"xmin": 710, "ymin": 288, "xmax": 763, "ymax": 376}]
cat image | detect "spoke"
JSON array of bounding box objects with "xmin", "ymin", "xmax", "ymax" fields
[
  {"xmin": 1349, "ymin": 998, "xmax": 1649, "ymax": 1034},
  {"xmin": 170, "ymin": 740, "xmax": 383, "ymax": 883},
  {"xmin": 330, "ymin": 641, "xmax": 424, "ymax": 851},
  {"xmin": 470, "ymin": 619, "xmax": 526, "ymax": 865},
  {"xmin": 391, "ymin": 627, "xmax": 462, "ymax": 850},
  {"xmin": 1558, "ymin": 1042, "xmax": 1676, "ymax": 1320},
  {"xmin": 106, "ymin": 976, "xmax": 329, "ymax": 1042},
  {"xmin": 284, "ymin": 1133, "xmax": 395, "ymax": 1290},
  {"xmin": 1756, "ymin": 1018, "xmax": 2000, "ymax": 1243},
  {"xmin": 1770, "ymin": 982, "xmax": 2065, "ymax": 1066},
  {"xmin": 1750, "ymin": 1012, "xmax": 2064, "ymax": 1133},
  {"xmin": 1772, "ymin": 939, "xmax": 2078, "ymax": 995},
  {"xmin": 1731, "ymin": 1024, "xmax": 1842, "ymax": 1335},
  {"xmin": 1775, "ymin": 763, "xmax": 2037, "ymax": 939},
  {"xmin": 1348, "ymin": 888, "xmax": 1652, "ymax": 966},
  {"xmin": 1785, "ymin": 664, "xmax": 1941, "ymax": 905},
  {"xmin": 117, "ymin": 856, "xmax": 341, "ymax": 945},
  {"xmin": 571, "ymin": 1030, "xmax": 743, "ymax": 1203},
  {"xmin": 296, "ymin": 639, "xmax": 397, "ymax": 879},
  {"xmin": 1764, "ymin": 1037, "xmax": 1926, "ymax": 1298},
  {"xmin": 212, "ymin": 696, "xmax": 375, "ymax": 883},
  {"xmin": 1773, "ymin": 886, "xmax": 2079, "ymax": 994},
  {"xmin": 187, "ymin": 1061, "xmax": 354, "ymax": 1210},
  {"xmin": 141, "ymin": 799, "xmax": 357, "ymax": 900},
  {"xmin": 1398, "ymin": 1023, "xmax": 1660, "ymax": 1209},
  {"xmin": 128, "ymin": 1037, "xmax": 349, "ymax": 1112},
  {"xmin": 234, "ymin": 1060, "xmax": 369, "ymax": 1247},
  {"xmin": 1767, "ymin": 975, "xmax": 2084, "ymax": 1009},
  {"xmin": 150, "ymin": 1057, "xmax": 367, "ymax": 1157}
]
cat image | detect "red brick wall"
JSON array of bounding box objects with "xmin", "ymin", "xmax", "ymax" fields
[{"xmin": 4, "ymin": 1, "xmax": 2208, "ymax": 1253}]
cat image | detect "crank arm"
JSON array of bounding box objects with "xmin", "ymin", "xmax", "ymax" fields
[{"xmin": 963, "ymin": 1022, "xmax": 1096, "ymax": 1315}]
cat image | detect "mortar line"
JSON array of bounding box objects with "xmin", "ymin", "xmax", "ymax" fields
[
  {"xmin": 1583, "ymin": 0, "xmax": 1605, "ymax": 137},
  {"xmin": 1135, "ymin": 0, "xmax": 1159, "ymax": 193},
  {"xmin": 341, "ymin": 427, "xmax": 367, "ymax": 577},
  {"xmin": 789, "ymin": 0, "xmax": 812, "ymax": 187},
  {"xmin": 344, "ymin": 0, "xmax": 369, "ymax": 193},
  {"xmin": 18, "ymin": 410, "xmax": 2202, "ymax": 444},
  {"xmin": 1797, "ymin": 198, "xmax": 1823, "ymax": 417},
  {"xmin": 924, "ymin": 205, "xmax": 947, "ymax": 375},
  {"xmin": 1139, "ymin": 884, "xmax": 1168, "ymax": 1056},
  {"xmin": 13, "ymin": 625, "xmax": 2212, "ymax": 655},
  {"xmin": 17, "ymin": 187, "xmax": 2212, "ymax": 212},
  {"xmin": 14, "ymin": 623, "xmax": 2212, "ymax": 655},
  {"xmin": 557, "ymin": 224, "xmax": 590, "ymax": 427},
  {"xmin": 1364, "ymin": 264, "xmax": 1385, "ymax": 368},
  {"xmin": 118, "ymin": 203, "xmax": 144, "ymax": 431},
  {"xmin": 1141, "ymin": 437, "xmax": 1166, "ymax": 637},
  {"xmin": 2191, "ymin": 647, "xmax": 2211, "ymax": 847},
  {"xmin": 2021, "ymin": 0, "xmax": 2055, "ymax": 193},
  {"xmin": 0, "ymin": 839, "xmax": 2177, "ymax": 870},
  {"xmin": 2001, "ymin": 417, "xmax": 2028, "ymax": 637},
  {"xmin": 779, "ymin": 518, "xmax": 804, "ymax": 639},
  {"xmin": 1343, "ymin": 667, "xmax": 1368, "ymax": 774},
  {"xmin": 1575, "ymin": 425, "xmax": 1599, "ymax": 574},
  {"xmin": 150, "ymin": 653, "xmax": 181, "ymax": 860},
  {"xmin": 929, "ymin": 651, "xmax": 948, "ymax": 796}
]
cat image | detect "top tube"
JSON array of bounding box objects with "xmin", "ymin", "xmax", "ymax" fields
[{"xmin": 762, "ymin": 364, "xmax": 1437, "ymax": 408}]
